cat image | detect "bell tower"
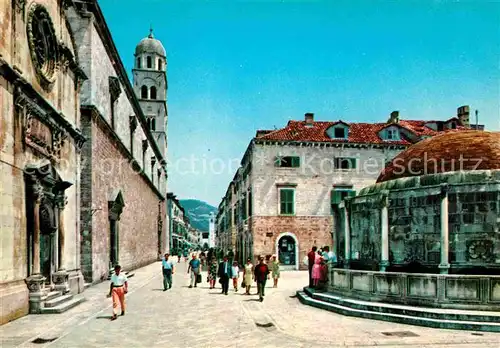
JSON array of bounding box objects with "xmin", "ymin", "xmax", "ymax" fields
[{"xmin": 132, "ymin": 28, "xmax": 168, "ymax": 159}]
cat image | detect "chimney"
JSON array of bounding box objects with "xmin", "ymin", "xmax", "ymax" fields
[
  {"xmin": 457, "ymin": 105, "xmax": 470, "ymax": 128},
  {"xmin": 387, "ymin": 111, "xmax": 399, "ymax": 124},
  {"xmin": 304, "ymin": 112, "xmax": 314, "ymax": 125}
]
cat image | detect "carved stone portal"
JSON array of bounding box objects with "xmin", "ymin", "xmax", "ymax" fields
[{"xmin": 25, "ymin": 161, "xmax": 72, "ymax": 293}]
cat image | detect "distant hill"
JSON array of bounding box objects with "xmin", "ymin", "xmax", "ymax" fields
[{"xmin": 179, "ymin": 199, "xmax": 217, "ymax": 232}]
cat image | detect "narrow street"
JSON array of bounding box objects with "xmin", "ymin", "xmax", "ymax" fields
[{"xmin": 1, "ymin": 261, "xmax": 499, "ymax": 348}]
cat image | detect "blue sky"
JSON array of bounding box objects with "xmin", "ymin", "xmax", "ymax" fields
[{"xmin": 99, "ymin": 0, "xmax": 500, "ymax": 207}]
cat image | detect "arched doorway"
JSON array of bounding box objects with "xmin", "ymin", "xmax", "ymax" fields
[{"xmin": 275, "ymin": 233, "xmax": 299, "ymax": 270}]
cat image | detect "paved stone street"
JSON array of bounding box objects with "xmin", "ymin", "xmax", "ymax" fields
[{"xmin": 1, "ymin": 261, "xmax": 499, "ymax": 348}]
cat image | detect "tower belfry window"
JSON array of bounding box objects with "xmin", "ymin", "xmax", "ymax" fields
[
  {"xmin": 158, "ymin": 59, "xmax": 162, "ymax": 70},
  {"xmin": 147, "ymin": 56, "xmax": 152, "ymax": 69},
  {"xmin": 136, "ymin": 57, "xmax": 141, "ymax": 69},
  {"xmin": 151, "ymin": 118, "xmax": 156, "ymax": 131},
  {"xmin": 150, "ymin": 86, "xmax": 157, "ymax": 100},
  {"xmin": 141, "ymin": 85, "xmax": 148, "ymax": 99}
]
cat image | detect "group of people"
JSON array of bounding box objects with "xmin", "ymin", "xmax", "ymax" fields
[
  {"xmin": 107, "ymin": 252, "xmax": 284, "ymax": 319},
  {"xmin": 172, "ymin": 253, "xmax": 281, "ymax": 302},
  {"xmin": 307, "ymin": 245, "xmax": 335, "ymax": 288}
]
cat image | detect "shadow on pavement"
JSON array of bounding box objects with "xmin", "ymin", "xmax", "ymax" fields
[
  {"xmin": 96, "ymin": 315, "xmax": 114, "ymax": 320},
  {"xmin": 243, "ymin": 298, "xmax": 261, "ymax": 302}
]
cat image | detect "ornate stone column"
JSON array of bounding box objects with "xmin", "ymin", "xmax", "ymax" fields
[
  {"xmin": 342, "ymin": 200, "xmax": 351, "ymax": 269},
  {"xmin": 53, "ymin": 193, "xmax": 69, "ymax": 293},
  {"xmin": 439, "ymin": 184, "xmax": 450, "ymax": 274},
  {"xmin": 25, "ymin": 179, "xmax": 46, "ymax": 313},
  {"xmin": 380, "ymin": 192, "xmax": 390, "ymax": 272}
]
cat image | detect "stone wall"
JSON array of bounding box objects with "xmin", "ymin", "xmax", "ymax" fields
[
  {"xmin": 250, "ymin": 216, "xmax": 332, "ymax": 270},
  {"xmin": 0, "ymin": 1, "xmax": 84, "ymax": 323},
  {"xmin": 251, "ymin": 142, "xmax": 403, "ymax": 217},
  {"xmin": 83, "ymin": 113, "xmax": 162, "ymax": 282},
  {"xmin": 329, "ymin": 268, "xmax": 500, "ymax": 310}
]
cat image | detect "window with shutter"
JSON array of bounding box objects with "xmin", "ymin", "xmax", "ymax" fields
[
  {"xmin": 334, "ymin": 157, "xmax": 356, "ymax": 170},
  {"xmin": 275, "ymin": 156, "xmax": 300, "ymax": 168},
  {"xmin": 279, "ymin": 188, "xmax": 295, "ymax": 215}
]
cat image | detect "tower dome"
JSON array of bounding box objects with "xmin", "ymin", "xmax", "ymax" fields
[
  {"xmin": 377, "ymin": 130, "xmax": 500, "ymax": 183},
  {"xmin": 135, "ymin": 29, "xmax": 166, "ymax": 57}
]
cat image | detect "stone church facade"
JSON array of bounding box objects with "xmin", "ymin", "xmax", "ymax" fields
[
  {"xmin": 68, "ymin": 2, "xmax": 168, "ymax": 283},
  {"xmin": 0, "ymin": 0, "xmax": 169, "ymax": 324},
  {"xmin": 0, "ymin": 0, "xmax": 87, "ymax": 324}
]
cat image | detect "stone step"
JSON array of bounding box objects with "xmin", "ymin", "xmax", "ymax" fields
[
  {"xmin": 84, "ymin": 283, "xmax": 92, "ymax": 290},
  {"xmin": 303, "ymin": 287, "xmax": 500, "ymax": 323},
  {"xmin": 40, "ymin": 296, "xmax": 85, "ymax": 314},
  {"xmin": 43, "ymin": 291, "xmax": 62, "ymax": 302},
  {"xmin": 297, "ymin": 291, "xmax": 500, "ymax": 332},
  {"xmin": 44, "ymin": 294, "xmax": 73, "ymax": 308}
]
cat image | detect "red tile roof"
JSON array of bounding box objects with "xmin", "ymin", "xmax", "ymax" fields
[{"xmin": 255, "ymin": 118, "xmax": 468, "ymax": 145}]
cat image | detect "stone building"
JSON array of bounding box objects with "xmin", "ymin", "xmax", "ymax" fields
[
  {"xmin": 0, "ymin": 0, "xmax": 87, "ymax": 323},
  {"xmin": 216, "ymin": 108, "xmax": 480, "ymax": 270},
  {"xmin": 166, "ymin": 193, "xmax": 201, "ymax": 254},
  {"xmin": 68, "ymin": 1, "xmax": 168, "ymax": 283}
]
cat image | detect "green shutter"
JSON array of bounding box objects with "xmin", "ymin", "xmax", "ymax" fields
[
  {"xmin": 292, "ymin": 156, "xmax": 300, "ymax": 167},
  {"xmin": 348, "ymin": 190, "xmax": 356, "ymax": 197},
  {"xmin": 350, "ymin": 158, "xmax": 357, "ymax": 169},
  {"xmin": 280, "ymin": 189, "xmax": 294, "ymax": 214},
  {"xmin": 331, "ymin": 190, "xmax": 342, "ymax": 204},
  {"xmin": 280, "ymin": 189, "xmax": 286, "ymax": 214}
]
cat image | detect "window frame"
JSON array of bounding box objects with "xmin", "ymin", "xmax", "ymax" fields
[
  {"xmin": 147, "ymin": 56, "xmax": 152, "ymax": 69},
  {"xmin": 150, "ymin": 86, "xmax": 157, "ymax": 100},
  {"xmin": 334, "ymin": 157, "xmax": 357, "ymax": 170},
  {"xmin": 279, "ymin": 187, "xmax": 295, "ymax": 215},
  {"xmin": 385, "ymin": 127, "xmax": 400, "ymax": 140},
  {"xmin": 141, "ymin": 85, "xmax": 148, "ymax": 99},
  {"xmin": 275, "ymin": 156, "xmax": 300, "ymax": 168},
  {"xmin": 333, "ymin": 127, "xmax": 346, "ymax": 139}
]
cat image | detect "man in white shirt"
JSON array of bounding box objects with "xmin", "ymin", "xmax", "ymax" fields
[{"xmin": 109, "ymin": 264, "xmax": 128, "ymax": 320}]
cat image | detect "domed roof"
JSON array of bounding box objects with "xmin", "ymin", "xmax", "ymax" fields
[
  {"xmin": 135, "ymin": 30, "xmax": 166, "ymax": 57},
  {"xmin": 377, "ymin": 131, "xmax": 500, "ymax": 183}
]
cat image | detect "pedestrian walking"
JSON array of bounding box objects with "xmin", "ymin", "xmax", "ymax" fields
[
  {"xmin": 217, "ymin": 255, "xmax": 233, "ymax": 295},
  {"xmin": 207, "ymin": 257, "xmax": 218, "ymax": 289},
  {"xmin": 254, "ymin": 257, "xmax": 270, "ymax": 302},
  {"xmin": 307, "ymin": 246, "xmax": 317, "ymax": 287},
  {"xmin": 270, "ymin": 255, "xmax": 280, "ymax": 288},
  {"xmin": 187, "ymin": 254, "xmax": 201, "ymax": 288},
  {"xmin": 243, "ymin": 258, "xmax": 253, "ymax": 295},
  {"xmin": 108, "ymin": 264, "xmax": 128, "ymax": 320},
  {"xmin": 231, "ymin": 261, "xmax": 239, "ymax": 292},
  {"xmin": 162, "ymin": 253, "xmax": 175, "ymax": 291}
]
